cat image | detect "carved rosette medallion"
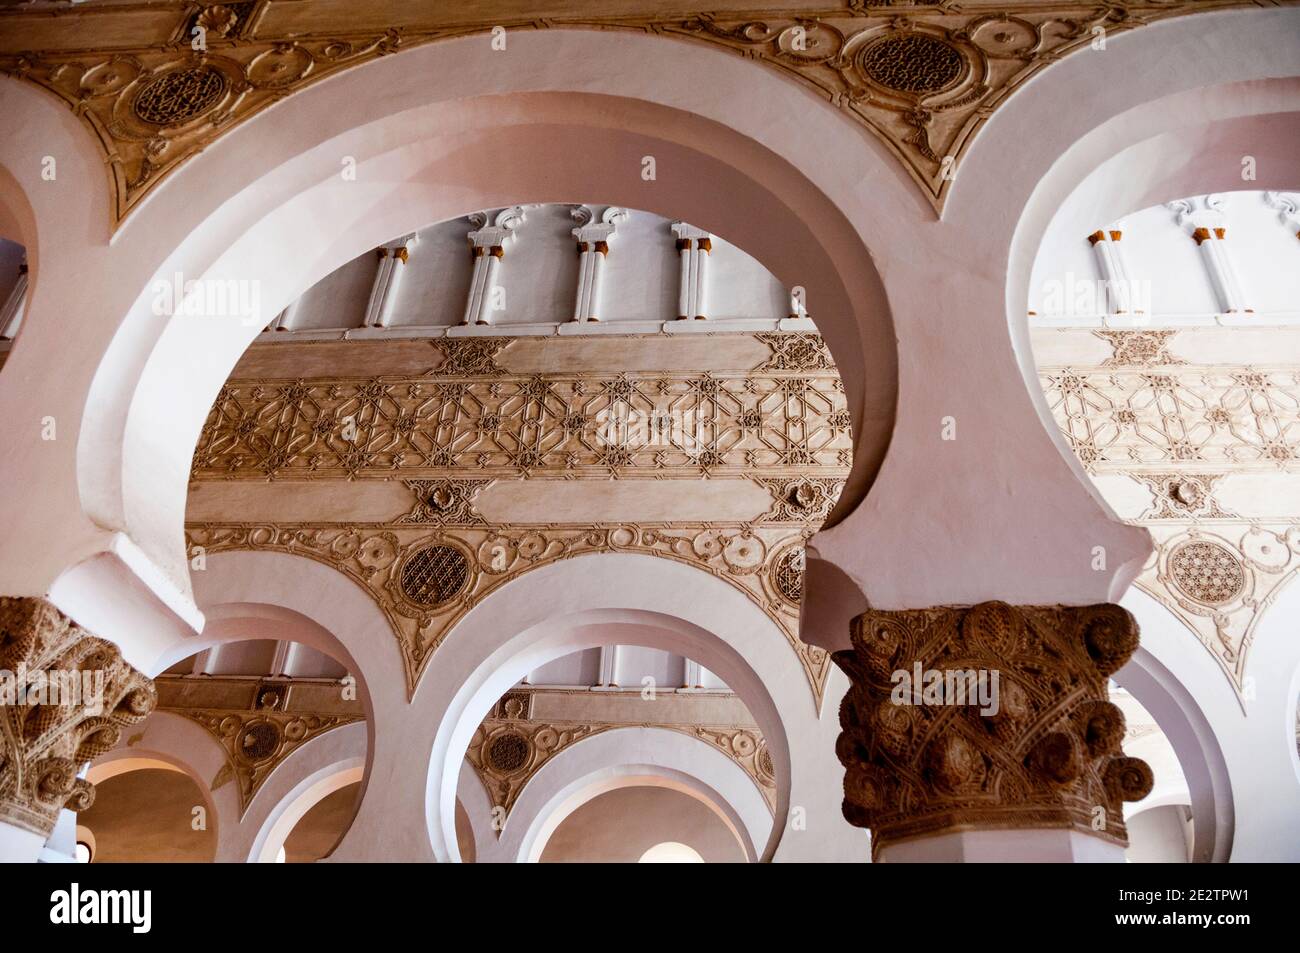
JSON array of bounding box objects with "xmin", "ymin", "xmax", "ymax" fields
[
  {"xmin": 833, "ymin": 601, "xmax": 1152, "ymax": 857},
  {"xmin": 174, "ymin": 707, "xmax": 362, "ymax": 814},
  {"xmin": 0, "ymin": 597, "xmax": 157, "ymax": 836},
  {"xmin": 0, "ymin": 2, "xmax": 1261, "ymax": 225}
]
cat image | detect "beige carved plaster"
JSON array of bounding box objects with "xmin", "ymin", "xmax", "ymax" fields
[
  {"xmin": 468, "ymin": 715, "xmax": 776, "ymax": 825},
  {"xmin": 1039, "ymin": 328, "xmax": 1300, "ymax": 699},
  {"xmin": 162, "ymin": 698, "xmax": 362, "ymax": 816},
  {"xmin": 190, "ymin": 348, "xmax": 850, "ymax": 482},
  {"xmin": 185, "ymin": 520, "xmax": 830, "ymax": 702},
  {"xmin": 0, "ymin": 597, "xmax": 157, "ymax": 836},
  {"xmin": 1041, "ymin": 363, "xmax": 1300, "ymax": 472},
  {"xmin": 187, "ymin": 331, "xmax": 844, "ymax": 701},
  {"xmin": 0, "ymin": 1, "xmax": 1275, "ymax": 226},
  {"xmin": 835, "ymin": 601, "xmax": 1152, "ymax": 857}
]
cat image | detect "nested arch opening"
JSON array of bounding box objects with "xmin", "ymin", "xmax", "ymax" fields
[{"xmin": 69, "ymin": 36, "xmax": 902, "ymax": 627}]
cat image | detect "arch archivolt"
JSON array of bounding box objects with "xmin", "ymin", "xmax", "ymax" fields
[
  {"xmin": 0, "ymin": 2, "xmax": 1257, "ymax": 227},
  {"xmin": 467, "ymin": 715, "xmax": 776, "ymax": 825},
  {"xmin": 494, "ymin": 727, "xmax": 773, "ymax": 864},
  {"xmin": 184, "ymin": 524, "xmax": 832, "ymax": 704}
]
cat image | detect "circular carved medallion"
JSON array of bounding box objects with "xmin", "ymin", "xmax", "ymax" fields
[
  {"xmin": 772, "ymin": 546, "xmax": 805, "ymax": 607},
  {"xmin": 400, "ymin": 544, "xmax": 470, "ymax": 607},
  {"xmin": 486, "ymin": 732, "xmax": 530, "ymax": 774},
  {"xmin": 859, "ymin": 33, "xmax": 965, "ymax": 95},
  {"xmin": 238, "ymin": 721, "xmax": 281, "ymax": 763},
  {"xmin": 133, "ymin": 66, "xmax": 227, "ymax": 125},
  {"xmin": 1169, "ymin": 540, "xmax": 1245, "ymax": 605}
]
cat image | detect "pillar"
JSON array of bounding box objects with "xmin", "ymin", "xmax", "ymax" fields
[
  {"xmin": 1168, "ymin": 194, "xmax": 1250, "ymax": 315},
  {"xmin": 570, "ymin": 206, "xmax": 627, "ymax": 323},
  {"xmin": 461, "ymin": 207, "xmax": 525, "ymax": 326},
  {"xmin": 1086, "ymin": 227, "xmax": 1141, "ymax": 316},
  {"xmin": 364, "ymin": 233, "xmax": 418, "ymax": 328},
  {"xmin": 0, "ymin": 597, "xmax": 156, "ymax": 862},
  {"xmin": 833, "ymin": 601, "xmax": 1153, "ymax": 863},
  {"xmin": 670, "ymin": 222, "xmax": 712, "ymax": 321}
]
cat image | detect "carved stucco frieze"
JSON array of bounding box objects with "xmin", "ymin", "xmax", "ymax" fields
[
  {"xmin": 1041, "ymin": 363, "xmax": 1300, "ymax": 471},
  {"xmin": 468, "ymin": 716, "xmax": 776, "ymax": 826},
  {"xmin": 468, "ymin": 720, "xmax": 615, "ymax": 818},
  {"xmin": 1136, "ymin": 523, "xmax": 1300, "ymax": 697},
  {"xmin": 0, "ymin": 2, "xmax": 1271, "ymax": 226},
  {"xmin": 834, "ymin": 601, "xmax": 1152, "ymax": 857},
  {"xmin": 190, "ymin": 365, "xmax": 851, "ymax": 481},
  {"xmin": 0, "ymin": 597, "xmax": 157, "ymax": 836},
  {"xmin": 1041, "ymin": 340, "xmax": 1300, "ymax": 699},
  {"xmin": 185, "ymin": 521, "xmax": 829, "ymax": 703},
  {"xmin": 168, "ymin": 706, "xmax": 363, "ymax": 815}
]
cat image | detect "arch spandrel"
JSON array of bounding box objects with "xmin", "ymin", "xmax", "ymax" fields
[{"xmin": 0, "ymin": 0, "xmax": 1274, "ymax": 228}]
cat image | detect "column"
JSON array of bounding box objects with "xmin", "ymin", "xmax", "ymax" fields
[
  {"xmin": 363, "ymin": 233, "xmax": 418, "ymax": 328},
  {"xmin": 594, "ymin": 645, "xmax": 620, "ymax": 691},
  {"xmin": 266, "ymin": 298, "xmax": 302, "ymax": 333},
  {"xmin": 570, "ymin": 206, "xmax": 628, "ymax": 323},
  {"xmin": 0, "ymin": 597, "xmax": 156, "ymax": 862},
  {"xmin": 1168, "ymin": 195, "xmax": 1250, "ymax": 314},
  {"xmin": 834, "ymin": 601, "xmax": 1152, "ymax": 862},
  {"xmin": 462, "ymin": 207, "xmax": 525, "ymax": 326},
  {"xmin": 1086, "ymin": 226, "xmax": 1139, "ymax": 315},
  {"xmin": 670, "ymin": 222, "xmax": 712, "ymax": 320}
]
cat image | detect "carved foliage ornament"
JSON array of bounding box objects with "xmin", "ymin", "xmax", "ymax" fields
[
  {"xmin": 834, "ymin": 601, "xmax": 1152, "ymax": 856},
  {"xmin": 0, "ymin": 2, "xmax": 1269, "ymax": 226},
  {"xmin": 171, "ymin": 706, "xmax": 362, "ymax": 815},
  {"xmin": 186, "ymin": 521, "xmax": 832, "ymax": 703},
  {"xmin": 0, "ymin": 597, "xmax": 156, "ymax": 836}
]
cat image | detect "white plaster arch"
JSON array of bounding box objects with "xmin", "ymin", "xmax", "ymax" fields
[
  {"xmin": 1114, "ymin": 578, "xmax": 1300, "ymax": 863},
  {"xmin": 87, "ymin": 710, "xmax": 230, "ymax": 851},
  {"xmin": 326, "ymin": 551, "xmax": 862, "ymax": 864},
  {"xmin": 0, "ymin": 22, "xmax": 1181, "ymax": 669},
  {"xmin": 0, "ymin": 29, "xmax": 904, "ymax": 630},
  {"xmin": 239, "ymin": 722, "xmax": 367, "ymax": 864},
  {"xmin": 1112, "ymin": 593, "xmax": 1235, "ymax": 864},
  {"xmin": 456, "ymin": 761, "xmax": 495, "ymax": 865},
  {"xmin": 492, "ymin": 727, "xmax": 771, "ymax": 864}
]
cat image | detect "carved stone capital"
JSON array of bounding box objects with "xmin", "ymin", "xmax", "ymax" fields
[
  {"xmin": 0, "ymin": 597, "xmax": 157, "ymax": 836},
  {"xmin": 833, "ymin": 601, "xmax": 1152, "ymax": 858}
]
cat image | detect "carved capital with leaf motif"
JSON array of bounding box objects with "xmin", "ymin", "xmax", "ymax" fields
[
  {"xmin": 833, "ymin": 601, "xmax": 1152, "ymax": 858},
  {"xmin": 0, "ymin": 597, "xmax": 156, "ymax": 836}
]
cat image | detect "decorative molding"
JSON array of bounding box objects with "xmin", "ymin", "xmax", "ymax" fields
[
  {"xmin": 0, "ymin": 597, "xmax": 156, "ymax": 836},
  {"xmin": 168, "ymin": 706, "xmax": 362, "ymax": 815},
  {"xmin": 755, "ymin": 331, "xmax": 836, "ymax": 371},
  {"xmin": 1040, "ymin": 364, "xmax": 1300, "ymax": 472},
  {"xmin": 185, "ymin": 521, "xmax": 831, "ymax": 703},
  {"xmin": 1092, "ymin": 329, "xmax": 1183, "ymax": 367},
  {"xmin": 432, "ymin": 338, "xmax": 510, "ymax": 376},
  {"xmin": 834, "ymin": 601, "xmax": 1152, "ymax": 857},
  {"xmin": 1137, "ymin": 522, "xmax": 1300, "ymax": 697},
  {"xmin": 397, "ymin": 479, "xmax": 491, "ymax": 526},
  {"xmin": 467, "ymin": 716, "xmax": 776, "ymax": 826},
  {"xmin": 467, "ymin": 720, "xmax": 614, "ymax": 817},
  {"xmin": 1263, "ymin": 191, "xmax": 1300, "ymax": 238},
  {"xmin": 1130, "ymin": 472, "xmax": 1233, "ymax": 520},
  {"xmin": 190, "ymin": 366, "xmax": 851, "ymax": 481},
  {"xmin": 0, "ymin": 2, "xmax": 1270, "ymax": 227}
]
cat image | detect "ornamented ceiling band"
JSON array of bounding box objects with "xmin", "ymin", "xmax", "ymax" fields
[
  {"xmin": 185, "ymin": 521, "xmax": 830, "ymax": 704},
  {"xmin": 0, "ymin": 1, "xmax": 1277, "ymax": 226}
]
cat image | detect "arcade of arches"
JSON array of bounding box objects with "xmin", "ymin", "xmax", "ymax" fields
[{"xmin": 0, "ymin": 0, "xmax": 1298, "ymax": 864}]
